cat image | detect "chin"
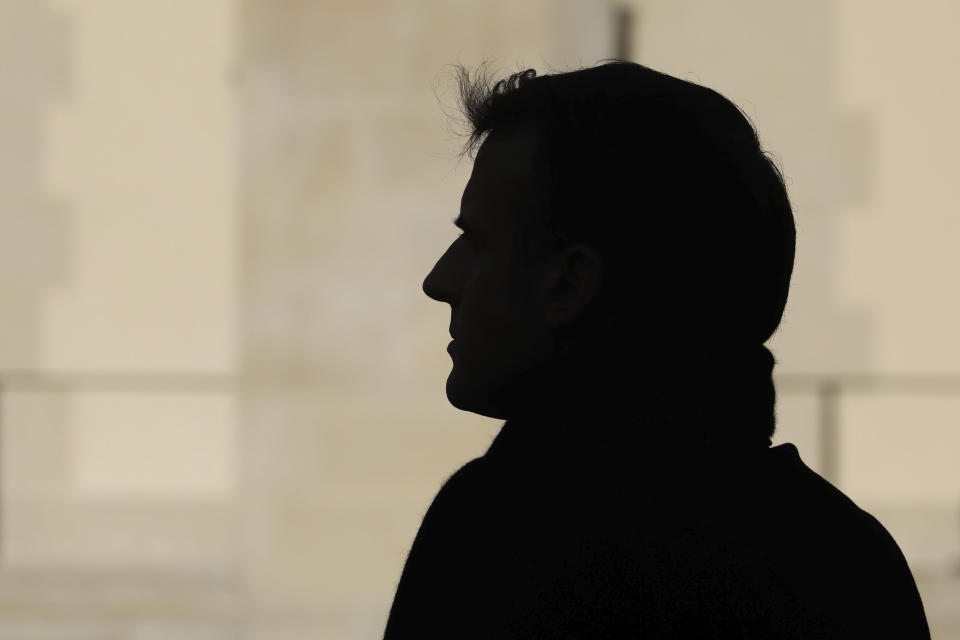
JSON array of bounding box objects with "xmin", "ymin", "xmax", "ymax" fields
[
  {"xmin": 445, "ymin": 373, "xmax": 475, "ymax": 411},
  {"xmin": 445, "ymin": 372, "xmax": 509, "ymax": 420}
]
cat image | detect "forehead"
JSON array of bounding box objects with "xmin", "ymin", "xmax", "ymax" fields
[{"xmin": 461, "ymin": 127, "xmax": 538, "ymax": 219}]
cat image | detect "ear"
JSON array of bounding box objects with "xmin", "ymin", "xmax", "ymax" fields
[{"xmin": 542, "ymin": 244, "xmax": 605, "ymax": 328}]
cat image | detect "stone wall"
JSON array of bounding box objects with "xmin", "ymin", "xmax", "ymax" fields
[{"xmin": 236, "ymin": 1, "xmax": 614, "ymax": 636}]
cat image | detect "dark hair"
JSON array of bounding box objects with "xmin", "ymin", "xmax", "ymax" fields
[{"xmin": 453, "ymin": 61, "xmax": 796, "ymax": 352}]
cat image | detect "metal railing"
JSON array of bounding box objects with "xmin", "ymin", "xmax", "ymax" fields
[
  {"xmin": 776, "ymin": 372, "xmax": 960, "ymax": 482},
  {"xmin": 0, "ymin": 369, "xmax": 957, "ymax": 559}
]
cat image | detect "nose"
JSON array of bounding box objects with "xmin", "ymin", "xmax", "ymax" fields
[{"xmin": 422, "ymin": 248, "xmax": 456, "ymax": 304}]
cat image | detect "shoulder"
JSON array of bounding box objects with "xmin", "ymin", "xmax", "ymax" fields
[
  {"xmin": 763, "ymin": 445, "xmax": 901, "ymax": 553},
  {"xmin": 415, "ymin": 456, "xmax": 492, "ymax": 538},
  {"xmin": 430, "ymin": 456, "xmax": 489, "ymax": 507},
  {"xmin": 391, "ymin": 456, "xmax": 495, "ymax": 587},
  {"xmin": 760, "ymin": 445, "xmax": 930, "ymax": 635}
]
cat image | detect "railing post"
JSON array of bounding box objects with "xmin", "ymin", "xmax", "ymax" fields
[
  {"xmin": 613, "ymin": 4, "xmax": 636, "ymax": 61},
  {"xmin": 818, "ymin": 379, "xmax": 840, "ymax": 484}
]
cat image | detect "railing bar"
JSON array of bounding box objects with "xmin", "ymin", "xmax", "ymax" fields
[
  {"xmin": 0, "ymin": 371, "xmax": 237, "ymax": 393},
  {"xmin": 776, "ymin": 373, "xmax": 960, "ymax": 394}
]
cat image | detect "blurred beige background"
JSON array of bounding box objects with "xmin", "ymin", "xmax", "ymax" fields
[{"xmin": 0, "ymin": 0, "xmax": 957, "ymax": 638}]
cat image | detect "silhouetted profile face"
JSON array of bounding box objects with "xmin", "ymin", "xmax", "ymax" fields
[{"xmin": 422, "ymin": 127, "xmax": 605, "ymax": 420}]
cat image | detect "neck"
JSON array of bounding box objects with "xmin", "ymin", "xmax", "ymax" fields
[{"xmin": 489, "ymin": 340, "xmax": 776, "ymax": 463}]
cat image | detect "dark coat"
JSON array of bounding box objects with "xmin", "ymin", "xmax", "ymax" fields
[
  {"xmin": 383, "ymin": 347, "xmax": 930, "ymax": 638},
  {"xmin": 383, "ymin": 422, "xmax": 929, "ymax": 639}
]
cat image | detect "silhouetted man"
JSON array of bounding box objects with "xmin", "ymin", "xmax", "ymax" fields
[{"xmin": 383, "ymin": 61, "xmax": 930, "ymax": 639}]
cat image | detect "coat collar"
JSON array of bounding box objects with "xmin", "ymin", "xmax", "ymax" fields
[{"xmin": 482, "ymin": 341, "xmax": 776, "ymax": 474}]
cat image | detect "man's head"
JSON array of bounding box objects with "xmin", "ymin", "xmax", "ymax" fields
[
  {"xmin": 422, "ymin": 61, "xmax": 796, "ymax": 429},
  {"xmin": 422, "ymin": 124, "xmax": 606, "ymax": 420}
]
